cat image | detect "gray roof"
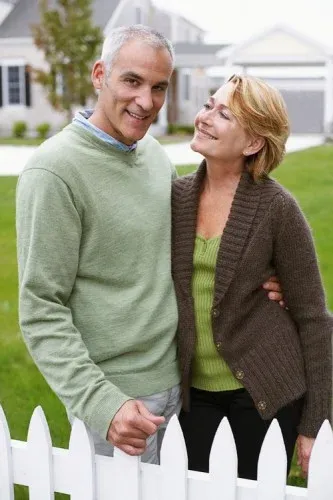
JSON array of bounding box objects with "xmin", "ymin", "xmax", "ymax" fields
[
  {"xmin": 0, "ymin": 0, "xmax": 121, "ymax": 38},
  {"xmin": 173, "ymin": 42, "xmax": 229, "ymax": 55}
]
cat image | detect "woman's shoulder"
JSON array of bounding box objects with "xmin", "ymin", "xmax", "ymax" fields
[
  {"xmin": 259, "ymin": 176, "xmax": 305, "ymax": 225},
  {"xmin": 259, "ymin": 175, "xmax": 297, "ymax": 207},
  {"xmin": 172, "ymin": 171, "xmax": 197, "ymax": 193}
]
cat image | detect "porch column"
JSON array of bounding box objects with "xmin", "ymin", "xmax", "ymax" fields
[
  {"xmin": 159, "ymin": 98, "xmax": 168, "ymax": 129},
  {"xmin": 324, "ymin": 57, "xmax": 333, "ymax": 137}
]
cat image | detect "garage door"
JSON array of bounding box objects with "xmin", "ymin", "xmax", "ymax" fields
[{"xmin": 280, "ymin": 90, "xmax": 324, "ymax": 134}]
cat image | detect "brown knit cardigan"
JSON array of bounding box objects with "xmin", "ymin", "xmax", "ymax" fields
[{"xmin": 171, "ymin": 161, "xmax": 332, "ymax": 437}]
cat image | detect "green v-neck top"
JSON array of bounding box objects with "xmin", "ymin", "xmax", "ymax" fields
[{"xmin": 191, "ymin": 235, "xmax": 243, "ymax": 391}]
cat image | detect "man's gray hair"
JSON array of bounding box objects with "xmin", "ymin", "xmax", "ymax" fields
[{"xmin": 101, "ymin": 24, "xmax": 175, "ymax": 73}]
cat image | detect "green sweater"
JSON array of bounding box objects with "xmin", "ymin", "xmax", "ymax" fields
[
  {"xmin": 16, "ymin": 123, "xmax": 180, "ymax": 439},
  {"xmin": 191, "ymin": 235, "xmax": 243, "ymax": 391}
]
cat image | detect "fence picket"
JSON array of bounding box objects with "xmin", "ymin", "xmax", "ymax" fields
[
  {"xmin": 209, "ymin": 417, "xmax": 237, "ymax": 500},
  {"xmin": 0, "ymin": 405, "xmax": 14, "ymax": 500},
  {"xmin": 68, "ymin": 418, "xmax": 96, "ymax": 499},
  {"xmin": 160, "ymin": 414, "xmax": 188, "ymax": 500},
  {"xmin": 26, "ymin": 406, "xmax": 54, "ymax": 499},
  {"xmin": 307, "ymin": 419, "xmax": 333, "ymax": 499},
  {"xmin": 257, "ymin": 419, "xmax": 287, "ymax": 500},
  {"xmin": 113, "ymin": 448, "xmax": 141, "ymax": 500}
]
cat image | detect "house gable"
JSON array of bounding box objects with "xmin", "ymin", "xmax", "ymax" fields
[{"xmin": 218, "ymin": 24, "xmax": 330, "ymax": 65}]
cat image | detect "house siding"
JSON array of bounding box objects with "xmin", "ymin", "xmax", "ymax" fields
[{"xmin": 0, "ymin": 39, "xmax": 64, "ymax": 136}]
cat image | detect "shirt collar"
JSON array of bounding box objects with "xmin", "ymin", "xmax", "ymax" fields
[{"xmin": 73, "ymin": 109, "xmax": 137, "ymax": 152}]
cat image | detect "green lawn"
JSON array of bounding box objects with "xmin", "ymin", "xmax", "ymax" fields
[
  {"xmin": 0, "ymin": 137, "xmax": 45, "ymax": 146},
  {"xmin": 0, "ymin": 145, "xmax": 332, "ymax": 496}
]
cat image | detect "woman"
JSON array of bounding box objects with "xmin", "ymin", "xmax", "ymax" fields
[{"xmin": 172, "ymin": 75, "xmax": 332, "ymax": 480}]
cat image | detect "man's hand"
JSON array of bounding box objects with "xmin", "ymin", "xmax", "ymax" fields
[
  {"xmin": 107, "ymin": 400, "xmax": 165, "ymax": 456},
  {"xmin": 296, "ymin": 434, "xmax": 315, "ymax": 477},
  {"xmin": 262, "ymin": 275, "xmax": 285, "ymax": 307}
]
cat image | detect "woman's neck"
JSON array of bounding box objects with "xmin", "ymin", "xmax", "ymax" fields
[{"xmin": 204, "ymin": 159, "xmax": 244, "ymax": 194}]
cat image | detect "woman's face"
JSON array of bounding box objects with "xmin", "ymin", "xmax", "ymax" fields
[{"xmin": 191, "ymin": 82, "xmax": 252, "ymax": 165}]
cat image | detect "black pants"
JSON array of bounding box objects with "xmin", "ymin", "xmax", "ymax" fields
[{"xmin": 179, "ymin": 387, "xmax": 302, "ymax": 480}]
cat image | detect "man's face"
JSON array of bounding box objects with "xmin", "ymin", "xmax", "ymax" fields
[{"xmin": 92, "ymin": 40, "xmax": 173, "ymax": 145}]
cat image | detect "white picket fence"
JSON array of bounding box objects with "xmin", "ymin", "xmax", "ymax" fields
[{"xmin": 1, "ymin": 405, "xmax": 333, "ymax": 500}]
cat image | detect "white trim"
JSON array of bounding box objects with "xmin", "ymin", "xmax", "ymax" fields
[
  {"xmin": 0, "ymin": 37, "xmax": 32, "ymax": 44},
  {"xmin": 0, "ymin": 58, "xmax": 26, "ymax": 66},
  {"xmin": 231, "ymin": 55, "xmax": 328, "ymax": 65},
  {"xmin": 269, "ymin": 79, "xmax": 324, "ymax": 91}
]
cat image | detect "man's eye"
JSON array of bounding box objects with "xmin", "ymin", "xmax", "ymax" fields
[{"xmin": 125, "ymin": 79, "xmax": 139, "ymax": 86}]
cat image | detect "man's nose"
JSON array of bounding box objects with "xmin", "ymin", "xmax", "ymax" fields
[{"xmin": 136, "ymin": 89, "xmax": 154, "ymax": 112}]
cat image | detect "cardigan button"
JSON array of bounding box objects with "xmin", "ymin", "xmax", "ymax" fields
[
  {"xmin": 235, "ymin": 369, "xmax": 245, "ymax": 380},
  {"xmin": 258, "ymin": 401, "xmax": 267, "ymax": 411},
  {"xmin": 215, "ymin": 341, "xmax": 222, "ymax": 350},
  {"xmin": 212, "ymin": 308, "xmax": 220, "ymax": 318}
]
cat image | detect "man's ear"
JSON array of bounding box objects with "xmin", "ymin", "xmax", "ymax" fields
[
  {"xmin": 91, "ymin": 60, "xmax": 105, "ymax": 91},
  {"xmin": 243, "ymin": 136, "xmax": 265, "ymax": 156}
]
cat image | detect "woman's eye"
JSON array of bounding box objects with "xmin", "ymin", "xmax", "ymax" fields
[
  {"xmin": 219, "ymin": 112, "xmax": 229, "ymax": 120},
  {"xmin": 203, "ymin": 103, "xmax": 211, "ymax": 110}
]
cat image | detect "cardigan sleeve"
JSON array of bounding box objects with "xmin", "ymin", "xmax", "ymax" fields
[{"xmin": 272, "ymin": 192, "xmax": 332, "ymax": 437}]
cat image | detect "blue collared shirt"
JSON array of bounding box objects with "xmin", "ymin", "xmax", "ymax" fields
[{"xmin": 73, "ymin": 109, "xmax": 137, "ymax": 152}]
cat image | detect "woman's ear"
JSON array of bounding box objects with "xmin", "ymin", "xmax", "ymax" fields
[{"xmin": 244, "ymin": 136, "xmax": 265, "ymax": 156}]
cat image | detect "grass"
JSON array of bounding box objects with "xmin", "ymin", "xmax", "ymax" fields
[
  {"xmin": 0, "ymin": 137, "xmax": 45, "ymax": 146},
  {"xmin": 0, "ymin": 145, "xmax": 332, "ymax": 496}
]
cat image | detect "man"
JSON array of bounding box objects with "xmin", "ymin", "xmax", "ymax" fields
[{"xmin": 16, "ymin": 25, "xmax": 282, "ymax": 463}]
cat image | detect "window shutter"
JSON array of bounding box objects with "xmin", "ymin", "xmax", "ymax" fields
[
  {"xmin": 0, "ymin": 66, "xmax": 3, "ymax": 107},
  {"xmin": 25, "ymin": 64, "xmax": 31, "ymax": 107}
]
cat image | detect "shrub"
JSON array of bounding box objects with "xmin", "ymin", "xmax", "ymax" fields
[
  {"xmin": 36, "ymin": 122, "xmax": 51, "ymax": 140},
  {"xmin": 12, "ymin": 121, "xmax": 27, "ymax": 138}
]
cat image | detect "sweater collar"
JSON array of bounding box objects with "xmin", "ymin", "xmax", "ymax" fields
[{"xmin": 173, "ymin": 160, "xmax": 262, "ymax": 305}]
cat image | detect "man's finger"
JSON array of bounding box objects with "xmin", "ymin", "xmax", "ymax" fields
[
  {"xmin": 136, "ymin": 400, "xmax": 165, "ymax": 426},
  {"xmin": 111, "ymin": 435, "xmax": 147, "ymax": 449},
  {"xmin": 118, "ymin": 443, "xmax": 146, "ymax": 456}
]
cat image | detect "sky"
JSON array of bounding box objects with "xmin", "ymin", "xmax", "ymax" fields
[{"xmin": 152, "ymin": 0, "xmax": 333, "ymax": 48}]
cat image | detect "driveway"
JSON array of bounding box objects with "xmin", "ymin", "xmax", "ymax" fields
[{"xmin": 0, "ymin": 134, "xmax": 325, "ymax": 176}]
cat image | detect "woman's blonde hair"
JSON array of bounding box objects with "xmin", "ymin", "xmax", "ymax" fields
[{"xmin": 227, "ymin": 74, "xmax": 290, "ymax": 180}]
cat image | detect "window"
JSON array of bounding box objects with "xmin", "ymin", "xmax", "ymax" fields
[
  {"xmin": 0, "ymin": 64, "xmax": 30, "ymax": 107},
  {"xmin": 8, "ymin": 66, "xmax": 22, "ymax": 104}
]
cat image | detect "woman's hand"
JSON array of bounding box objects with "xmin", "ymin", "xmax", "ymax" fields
[
  {"xmin": 262, "ymin": 275, "xmax": 285, "ymax": 307},
  {"xmin": 296, "ymin": 434, "xmax": 315, "ymax": 476}
]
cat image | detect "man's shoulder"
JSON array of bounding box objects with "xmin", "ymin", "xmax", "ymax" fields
[
  {"xmin": 138, "ymin": 134, "xmax": 169, "ymax": 160},
  {"xmin": 22, "ymin": 128, "xmax": 77, "ymax": 176}
]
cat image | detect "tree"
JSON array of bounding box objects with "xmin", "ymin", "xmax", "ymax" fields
[{"xmin": 32, "ymin": 0, "xmax": 103, "ymax": 121}]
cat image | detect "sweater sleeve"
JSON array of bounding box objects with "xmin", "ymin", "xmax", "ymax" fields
[
  {"xmin": 272, "ymin": 192, "xmax": 332, "ymax": 437},
  {"xmin": 16, "ymin": 168, "xmax": 132, "ymax": 439}
]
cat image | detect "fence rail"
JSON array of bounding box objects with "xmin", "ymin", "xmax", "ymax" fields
[{"xmin": 1, "ymin": 404, "xmax": 333, "ymax": 499}]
